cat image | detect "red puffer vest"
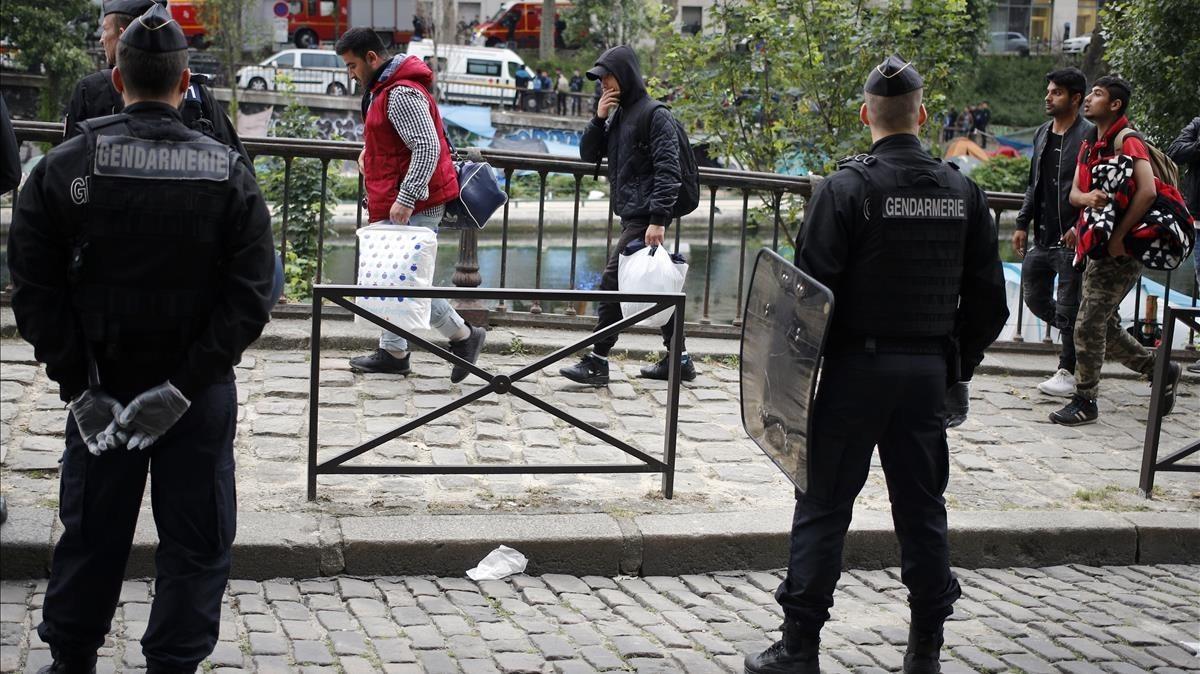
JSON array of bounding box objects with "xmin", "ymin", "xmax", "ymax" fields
[{"xmin": 363, "ymin": 56, "xmax": 458, "ymax": 222}]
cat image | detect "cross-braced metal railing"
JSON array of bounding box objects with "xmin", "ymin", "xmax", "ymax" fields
[
  {"xmin": 307, "ymin": 285, "xmax": 686, "ymax": 500},
  {"xmin": 1139, "ymin": 305, "xmax": 1200, "ymax": 498}
]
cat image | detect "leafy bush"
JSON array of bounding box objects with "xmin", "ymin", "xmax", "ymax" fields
[
  {"xmin": 950, "ymin": 55, "xmax": 1080, "ymax": 128},
  {"xmin": 969, "ymin": 156, "xmax": 1030, "ymax": 194},
  {"xmin": 254, "ymin": 77, "xmax": 355, "ymax": 300}
]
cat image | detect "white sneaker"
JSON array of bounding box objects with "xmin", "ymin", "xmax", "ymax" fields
[{"xmin": 1038, "ymin": 368, "xmax": 1077, "ymax": 397}]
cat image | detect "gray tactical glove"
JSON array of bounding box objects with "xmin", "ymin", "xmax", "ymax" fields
[
  {"xmin": 944, "ymin": 381, "xmax": 970, "ymax": 429},
  {"xmin": 68, "ymin": 389, "xmax": 125, "ymax": 456},
  {"xmin": 105, "ymin": 381, "xmax": 191, "ymax": 451}
]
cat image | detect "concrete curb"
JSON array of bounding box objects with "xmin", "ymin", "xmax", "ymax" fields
[{"xmin": 3, "ymin": 507, "xmax": 1197, "ymax": 580}]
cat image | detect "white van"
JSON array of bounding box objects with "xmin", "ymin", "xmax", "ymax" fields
[
  {"xmin": 236, "ymin": 49, "xmax": 357, "ymax": 96},
  {"xmin": 404, "ymin": 39, "xmax": 525, "ymax": 106}
]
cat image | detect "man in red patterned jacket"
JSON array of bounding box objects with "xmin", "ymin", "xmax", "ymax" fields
[
  {"xmin": 337, "ymin": 27, "xmax": 485, "ymax": 383},
  {"xmin": 1050, "ymin": 76, "xmax": 1184, "ymax": 426}
]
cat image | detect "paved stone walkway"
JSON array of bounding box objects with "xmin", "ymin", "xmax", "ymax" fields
[
  {"xmin": 1, "ymin": 564, "xmax": 1197, "ymax": 673},
  {"xmin": 2, "ymin": 334, "xmax": 1197, "ymax": 518}
]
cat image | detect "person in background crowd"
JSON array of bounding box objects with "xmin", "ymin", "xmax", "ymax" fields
[
  {"xmin": 555, "ymin": 69, "xmax": 569, "ymax": 115},
  {"xmin": 973, "ymin": 101, "xmax": 991, "ymax": 148},
  {"xmin": 569, "ymin": 70, "xmax": 585, "ymax": 115},
  {"xmin": 1013, "ymin": 68, "xmax": 1093, "ymax": 397}
]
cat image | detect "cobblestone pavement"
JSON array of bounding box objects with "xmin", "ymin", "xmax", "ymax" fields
[
  {"xmin": 2, "ymin": 339, "xmax": 1198, "ymax": 518},
  {"xmin": 1, "ymin": 564, "xmax": 1197, "ymax": 673}
]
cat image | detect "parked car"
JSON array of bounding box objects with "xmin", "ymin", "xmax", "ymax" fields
[
  {"xmin": 989, "ymin": 31, "xmax": 1030, "ymax": 56},
  {"xmin": 1063, "ymin": 34, "xmax": 1092, "ymax": 54},
  {"xmin": 236, "ymin": 49, "xmax": 355, "ymax": 96},
  {"xmin": 405, "ymin": 40, "xmax": 527, "ymax": 107}
]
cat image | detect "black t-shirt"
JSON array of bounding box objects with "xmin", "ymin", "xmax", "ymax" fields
[{"xmin": 1034, "ymin": 131, "xmax": 1064, "ymax": 247}]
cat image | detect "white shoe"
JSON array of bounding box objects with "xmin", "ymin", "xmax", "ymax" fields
[{"xmin": 1038, "ymin": 368, "xmax": 1077, "ymax": 397}]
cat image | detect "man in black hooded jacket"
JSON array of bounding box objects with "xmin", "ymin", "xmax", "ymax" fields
[{"xmin": 559, "ymin": 45, "xmax": 696, "ymax": 386}]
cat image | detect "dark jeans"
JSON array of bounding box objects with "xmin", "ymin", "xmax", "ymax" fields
[
  {"xmin": 593, "ymin": 222, "xmax": 686, "ymax": 357},
  {"xmin": 1021, "ymin": 244, "xmax": 1082, "ymax": 372},
  {"xmin": 556, "ymin": 92, "xmax": 567, "ymax": 115},
  {"xmin": 38, "ymin": 382, "xmax": 238, "ymax": 672},
  {"xmin": 775, "ymin": 353, "xmax": 960, "ymax": 634}
]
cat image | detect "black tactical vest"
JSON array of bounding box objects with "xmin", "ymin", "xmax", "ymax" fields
[
  {"xmin": 72, "ymin": 114, "xmax": 239, "ymax": 363},
  {"xmin": 832, "ymin": 154, "xmax": 971, "ymax": 339}
]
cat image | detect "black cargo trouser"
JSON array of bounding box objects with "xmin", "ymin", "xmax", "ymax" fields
[
  {"xmin": 775, "ymin": 353, "xmax": 961, "ymax": 634},
  {"xmin": 1021, "ymin": 244, "xmax": 1081, "ymax": 372},
  {"xmin": 592, "ymin": 221, "xmax": 686, "ymax": 358},
  {"xmin": 38, "ymin": 382, "xmax": 238, "ymax": 673}
]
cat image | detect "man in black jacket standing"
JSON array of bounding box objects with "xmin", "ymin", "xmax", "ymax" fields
[
  {"xmin": 1012, "ymin": 68, "xmax": 1093, "ymax": 397},
  {"xmin": 9, "ymin": 5, "xmax": 274, "ymax": 671},
  {"xmin": 559, "ymin": 45, "xmax": 695, "ymax": 386},
  {"xmin": 1166, "ymin": 116, "xmax": 1200, "ymax": 373},
  {"xmin": 64, "ymin": 0, "xmax": 248, "ymax": 163},
  {"xmin": 744, "ymin": 55, "xmax": 1007, "ymax": 674}
]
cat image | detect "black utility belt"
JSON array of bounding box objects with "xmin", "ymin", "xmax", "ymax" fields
[{"xmin": 828, "ymin": 336, "xmax": 948, "ymax": 355}]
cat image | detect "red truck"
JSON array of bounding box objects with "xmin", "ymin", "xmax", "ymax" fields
[
  {"xmin": 471, "ymin": 1, "xmax": 575, "ymax": 49},
  {"xmin": 170, "ymin": 0, "xmax": 413, "ymax": 49}
]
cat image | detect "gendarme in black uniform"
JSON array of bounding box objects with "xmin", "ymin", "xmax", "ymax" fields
[
  {"xmin": 65, "ymin": 0, "xmax": 249, "ymax": 163},
  {"xmin": 8, "ymin": 6, "xmax": 274, "ymax": 672},
  {"xmin": 745, "ymin": 56, "xmax": 1008, "ymax": 674}
]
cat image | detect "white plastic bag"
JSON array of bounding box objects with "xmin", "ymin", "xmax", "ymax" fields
[
  {"xmin": 466, "ymin": 545, "xmax": 528, "ymax": 580},
  {"xmin": 355, "ymin": 222, "xmax": 438, "ymax": 332},
  {"xmin": 618, "ymin": 245, "xmax": 689, "ymax": 328}
]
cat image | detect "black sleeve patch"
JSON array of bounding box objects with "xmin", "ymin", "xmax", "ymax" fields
[{"xmin": 94, "ymin": 135, "xmax": 230, "ymax": 182}]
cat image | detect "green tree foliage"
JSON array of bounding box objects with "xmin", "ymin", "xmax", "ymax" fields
[
  {"xmin": 653, "ymin": 0, "xmax": 990, "ymax": 177},
  {"xmin": 255, "ymin": 79, "xmax": 355, "ymax": 300},
  {"xmin": 0, "ymin": 0, "xmax": 96, "ymax": 121},
  {"xmin": 967, "ymin": 155, "xmax": 1030, "ymax": 193},
  {"xmin": 563, "ymin": 0, "xmax": 654, "ymax": 51},
  {"xmin": 950, "ymin": 55, "xmax": 1063, "ymax": 128},
  {"xmin": 197, "ymin": 0, "xmax": 253, "ymax": 123},
  {"xmin": 1101, "ymin": 0, "xmax": 1200, "ymax": 144}
]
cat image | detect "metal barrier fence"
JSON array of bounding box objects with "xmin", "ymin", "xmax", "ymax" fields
[
  {"xmin": 5, "ymin": 120, "xmax": 1198, "ymax": 349},
  {"xmin": 1139, "ymin": 305, "xmax": 1200, "ymax": 498},
  {"xmin": 307, "ymin": 285, "xmax": 685, "ymax": 499}
]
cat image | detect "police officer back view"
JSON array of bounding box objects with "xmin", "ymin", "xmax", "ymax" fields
[
  {"xmin": 8, "ymin": 5, "xmax": 274, "ymax": 672},
  {"xmin": 65, "ymin": 0, "xmax": 249, "ymax": 163},
  {"xmin": 744, "ymin": 56, "xmax": 1007, "ymax": 674}
]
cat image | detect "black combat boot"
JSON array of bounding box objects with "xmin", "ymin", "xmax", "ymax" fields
[
  {"xmin": 559, "ymin": 353, "xmax": 609, "ymax": 386},
  {"xmin": 37, "ymin": 654, "xmax": 97, "ymax": 674},
  {"xmin": 903, "ymin": 623, "xmax": 944, "ymax": 674},
  {"xmin": 743, "ymin": 620, "xmax": 820, "ymax": 674}
]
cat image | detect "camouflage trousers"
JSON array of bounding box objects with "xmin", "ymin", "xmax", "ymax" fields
[{"xmin": 1074, "ymin": 255, "xmax": 1155, "ymax": 399}]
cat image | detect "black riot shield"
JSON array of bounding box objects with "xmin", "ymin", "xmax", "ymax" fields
[{"xmin": 739, "ymin": 249, "xmax": 834, "ymax": 494}]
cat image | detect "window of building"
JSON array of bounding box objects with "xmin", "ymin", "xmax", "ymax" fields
[
  {"xmin": 1077, "ymin": 0, "xmax": 1099, "ymax": 36},
  {"xmin": 681, "ymin": 6, "xmax": 702, "ymax": 35},
  {"xmin": 467, "ymin": 58, "xmax": 502, "ymax": 77}
]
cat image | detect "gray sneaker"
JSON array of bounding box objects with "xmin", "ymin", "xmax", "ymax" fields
[{"xmin": 1160, "ymin": 362, "xmax": 1183, "ymax": 416}]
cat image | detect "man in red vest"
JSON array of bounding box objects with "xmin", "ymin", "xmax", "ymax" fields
[{"xmin": 336, "ymin": 28, "xmax": 485, "ymax": 383}]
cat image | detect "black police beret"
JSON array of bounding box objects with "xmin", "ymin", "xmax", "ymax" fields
[
  {"xmin": 103, "ymin": 0, "xmax": 164, "ymax": 18},
  {"xmin": 119, "ymin": 2, "xmax": 188, "ymax": 53},
  {"xmin": 864, "ymin": 55, "xmax": 923, "ymax": 97}
]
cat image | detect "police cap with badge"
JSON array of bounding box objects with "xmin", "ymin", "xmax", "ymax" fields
[
  {"xmin": 864, "ymin": 54, "xmax": 924, "ymax": 97},
  {"xmin": 103, "ymin": 0, "xmax": 166, "ymax": 18},
  {"xmin": 119, "ymin": 2, "xmax": 188, "ymax": 52}
]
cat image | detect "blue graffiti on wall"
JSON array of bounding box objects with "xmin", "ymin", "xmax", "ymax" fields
[{"xmin": 505, "ymin": 127, "xmax": 582, "ymax": 146}]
